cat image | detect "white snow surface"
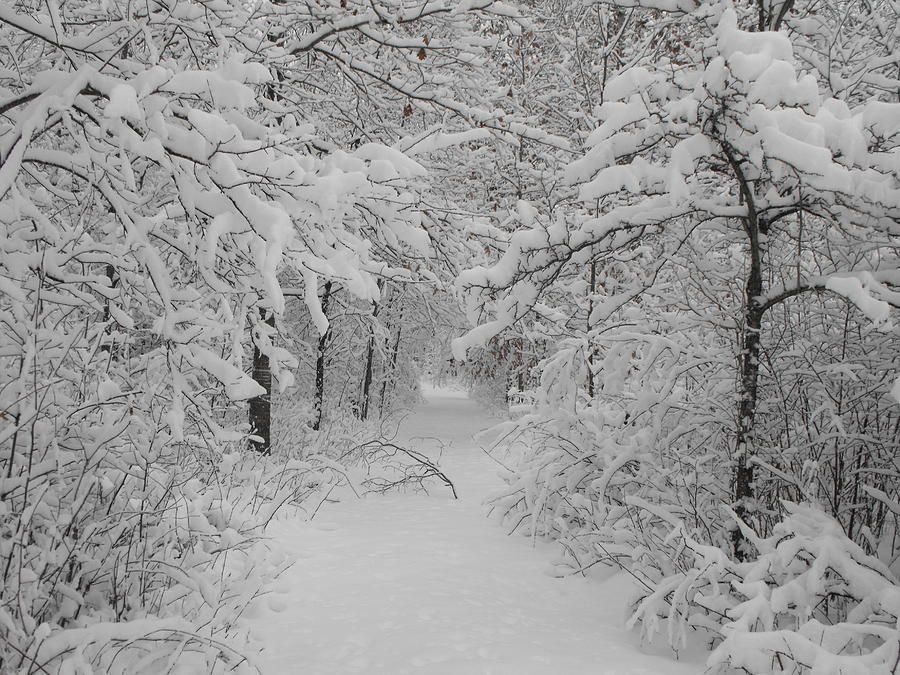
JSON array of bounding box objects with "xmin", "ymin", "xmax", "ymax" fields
[{"xmin": 255, "ymin": 385, "xmax": 698, "ymax": 674}]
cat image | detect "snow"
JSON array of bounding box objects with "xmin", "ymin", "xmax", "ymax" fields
[
  {"xmin": 165, "ymin": 70, "xmax": 258, "ymax": 109},
  {"xmin": 400, "ymin": 128, "xmax": 491, "ymax": 156},
  {"xmin": 516, "ymin": 199, "xmax": 538, "ymax": 226},
  {"xmin": 353, "ymin": 143, "xmax": 427, "ymax": 178},
  {"xmin": 825, "ymin": 274, "xmax": 891, "ymax": 325},
  {"xmin": 303, "ymin": 268, "xmax": 330, "ymax": 336},
  {"xmin": 97, "ymin": 377, "xmax": 121, "ymax": 401},
  {"xmin": 104, "ymin": 84, "xmax": 143, "ymax": 122},
  {"xmin": 254, "ymin": 385, "xmax": 697, "ymax": 674},
  {"xmin": 716, "ymin": 9, "xmax": 793, "ymax": 65},
  {"xmin": 188, "ymin": 346, "xmax": 266, "ymax": 401}
]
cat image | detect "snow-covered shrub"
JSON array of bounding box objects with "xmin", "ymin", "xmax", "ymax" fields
[
  {"xmin": 0, "ymin": 393, "xmax": 289, "ymax": 673},
  {"xmin": 297, "ymin": 412, "xmax": 457, "ymax": 499},
  {"xmin": 469, "ymin": 377, "xmax": 513, "ymax": 415},
  {"xmin": 461, "ymin": 337, "xmax": 531, "ymax": 415},
  {"xmin": 627, "ymin": 502, "xmax": 900, "ymax": 674},
  {"xmin": 489, "ymin": 415, "xmax": 727, "ymax": 562},
  {"xmin": 487, "ymin": 339, "xmax": 900, "ymax": 671},
  {"xmin": 0, "ymin": 330, "xmax": 346, "ymax": 673},
  {"xmin": 712, "ymin": 503, "xmax": 900, "ymax": 673},
  {"xmin": 271, "ymin": 388, "xmax": 317, "ymax": 456},
  {"xmin": 486, "ymin": 334, "xmax": 731, "ymax": 565},
  {"xmin": 750, "ymin": 298, "xmax": 900, "ymax": 557}
]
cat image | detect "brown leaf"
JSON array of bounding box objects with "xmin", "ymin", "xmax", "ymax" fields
[{"xmin": 403, "ymin": 103, "xmax": 413, "ymax": 117}]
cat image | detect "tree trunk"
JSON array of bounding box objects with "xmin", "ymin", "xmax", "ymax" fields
[
  {"xmin": 587, "ymin": 259, "xmax": 596, "ymax": 399},
  {"xmin": 249, "ymin": 21, "xmax": 285, "ymax": 455},
  {"xmin": 515, "ymin": 337, "xmax": 524, "ymax": 394},
  {"xmin": 724, "ymin": 143, "xmax": 767, "ymax": 560},
  {"xmin": 101, "ymin": 264, "xmax": 118, "ymax": 356},
  {"xmin": 249, "ymin": 310, "xmax": 275, "ymax": 454},
  {"xmin": 729, "ymin": 160, "xmax": 766, "ymax": 560},
  {"xmin": 312, "ymin": 281, "xmax": 333, "ymax": 431},
  {"xmin": 379, "ymin": 301, "xmax": 404, "ymax": 417},
  {"xmin": 732, "ymin": 282, "xmax": 762, "ymax": 559},
  {"xmin": 360, "ymin": 299, "xmax": 380, "ymax": 420}
]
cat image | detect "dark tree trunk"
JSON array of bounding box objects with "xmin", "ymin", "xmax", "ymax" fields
[
  {"xmin": 249, "ymin": 310, "xmax": 275, "ymax": 454},
  {"xmin": 249, "ymin": 22, "xmax": 285, "ymax": 455},
  {"xmin": 587, "ymin": 259, "xmax": 596, "ymax": 399},
  {"xmin": 360, "ymin": 298, "xmax": 381, "ymax": 421},
  {"xmin": 733, "ymin": 271, "xmax": 763, "ymax": 559},
  {"xmin": 514, "ymin": 337, "xmax": 524, "ymax": 395},
  {"xmin": 101, "ymin": 264, "xmax": 118, "ymax": 355},
  {"xmin": 379, "ymin": 301, "xmax": 404, "ymax": 417},
  {"xmin": 312, "ymin": 281, "xmax": 333, "ymax": 431},
  {"xmin": 757, "ymin": 0, "xmax": 794, "ymax": 31},
  {"xmin": 725, "ymin": 143, "xmax": 766, "ymax": 560}
]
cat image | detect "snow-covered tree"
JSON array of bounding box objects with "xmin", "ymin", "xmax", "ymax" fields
[
  {"xmin": 457, "ymin": 0, "xmax": 900, "ymax": 668},
  {"xmin": 0, "ymin": 0, "xmax": 521, "ymax": 669}
]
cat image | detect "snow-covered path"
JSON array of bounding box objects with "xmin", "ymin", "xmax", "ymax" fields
[{"xmin": 256, "ymin": 386, "xmax": 698, "ymax": 675}]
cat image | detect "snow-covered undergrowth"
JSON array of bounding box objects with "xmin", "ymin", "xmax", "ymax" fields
[
  {"xmin": 0, "ymin": 342, "xmax": 351, "ymax": 674},
  {"xmin": 0, "ymin": 370, "xmax": 447, "ymax": 674},
  {"xmin": 484, "ymin": 340, "xmax": 899, "ymax": 673},
  {"xmin": 0, "ymin": 405, "xmax": 346, "ymax": 674},
  {"xmin": 303, "ymin": 411, "xmax": 458, "ymax": 500},
  {"xmin": 631, "ymin": 503, "xmax": 900, "ymax": 673},
  {"xmin": 488, "ymin": 415, "xmax": 900, "ymax": 673}
]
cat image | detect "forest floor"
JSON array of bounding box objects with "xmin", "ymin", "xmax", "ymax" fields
[{"xmin": 253, "ymin": 385, "xmax": 701, "ymax": 674}]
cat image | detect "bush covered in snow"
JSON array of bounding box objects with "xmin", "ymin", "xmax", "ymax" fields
[
  {"xmin": 0, "ymin": 412, "xmax": 337, "ymax": 673},
  {"xmin": 631, "ymin": 503, "xmax": 900, "ymax": 674},
  {"xmin": 489, "ymin": 407, "xmax": 900, "ymax": 671}
]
